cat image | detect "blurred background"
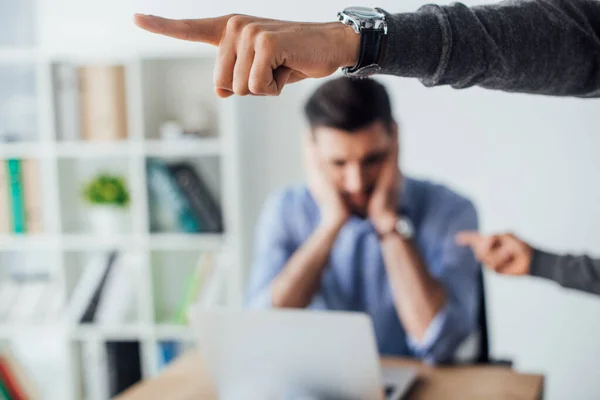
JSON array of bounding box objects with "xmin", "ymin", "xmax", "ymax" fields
[{"xmin": 0, "ymin": 0, "xmax": 599, "ymax": 399}]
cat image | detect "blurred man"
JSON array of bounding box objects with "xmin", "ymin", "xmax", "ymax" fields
[
  {"xmin": 457, "ymin": 232, "xmax": 600, "ymax": 295},
  {"xmin": 245, "ymin": 77, "xmax": 481, "ymax": 364}
]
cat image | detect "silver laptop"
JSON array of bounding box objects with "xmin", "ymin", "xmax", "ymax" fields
[{"xmin": 193, "ymin": 309, "xmax": 417, "ymax": 400}]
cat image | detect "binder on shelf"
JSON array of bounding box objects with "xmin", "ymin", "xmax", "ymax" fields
[
  {"xmin": 168, "ymin": 162, "xmax": 223, "ymax": 233},
  {"xmin": 21, "ymin": 159, "xmax": 43, "ymax": 234},
  {"xmin": 105, "ymin": 341, "xmax": 142, "ymax": 397},
  {"xmin": 82, "ymin": 341, "xmax": 110, "ymax": 400},
  {"xmin": 157, "ymin": 341, "xmax": 179, "ymax": 369},
  {"xmin": 79, "ymin": 65, "xmax": 128, "ymax": 141},
  {"xmin": 52, "ymin": 63, "xmax": 81, "ymax": 142},
  {"xmin": 79, "ymin": 251, "xmax": 118, "ymax": 324},
  {"xmin": 66, "ymin": 252, "xmax": 116, "ymax": 324},
  {"xmin": 146, "ymin": 159, "xmax": 202, "ymax": 233},
  {"xmin": 172, "ymin": 252, "xmax": 214, "ymax": 325},
  {"xmin": 0, "ymin": 355, "xmax": 25, "ymax": 400},
  {"xmin": 0, "ymin": 162, "xmax": 11, "ymax": 234},
  {"xmin": 95, "ymin": 254, "xmax": 137, "ymax": 325},
  {"xmin": 6, "ymin": 159, "xmax": 26, "ymax": 233}
]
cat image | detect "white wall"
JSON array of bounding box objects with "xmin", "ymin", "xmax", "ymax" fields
[{"xmin": 39, "ymin": 0, "xmax": 600, "ymax": 398}]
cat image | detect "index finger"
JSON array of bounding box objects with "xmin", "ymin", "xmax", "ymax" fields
[
  {"xmin": 455, "ymin": 231, "xmax": 481, "ymax": 247},
  {"xmin": 133, "ymin": 14, "xmax": 228, "ymax": 46}
]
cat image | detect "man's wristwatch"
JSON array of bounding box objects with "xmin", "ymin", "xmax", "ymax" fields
[
  {"xmin": 337, "ymin": 6, "xmax": 388, "ymax": 78},
  {"xmin": 379, "ymin": 216, "xmax": 414, "ymax": 240}
]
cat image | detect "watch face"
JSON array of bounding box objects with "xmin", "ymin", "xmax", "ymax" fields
[{"xmin": 343, "ymin": 6, "xmax": 385, "ymax": 20}]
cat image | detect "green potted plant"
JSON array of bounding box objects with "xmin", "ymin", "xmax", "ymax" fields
[{"xmin": 82, "ymin": 173, "xmax": 130, "ymax": 234}]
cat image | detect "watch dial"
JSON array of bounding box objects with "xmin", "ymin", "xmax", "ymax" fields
[{"xmin": 344, "ymin": 6, "xmax": 384, "ymax": 20}]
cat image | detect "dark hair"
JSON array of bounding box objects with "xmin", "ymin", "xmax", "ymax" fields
[{"xmin": 304, "ymin": 77, "xmax": 395, "ymax": 133}]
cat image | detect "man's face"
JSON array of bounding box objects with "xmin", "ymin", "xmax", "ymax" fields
[{"xmin": 312, "ymin": 120, "xmax": 398, "ymax": 217}]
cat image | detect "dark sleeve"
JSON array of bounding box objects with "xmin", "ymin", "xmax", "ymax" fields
[
  {"xmin": 380, "ymin": 0, "xmax": 600, "ymax": 97},
  {"xmin": 530, "ymin": 249, "xmax": 600, "ymax": 295}
]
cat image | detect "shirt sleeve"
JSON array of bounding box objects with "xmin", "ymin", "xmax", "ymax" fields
[
  {"xmin": 406, "ymin": 202, "xmax": 480, "ymax": 364},
  {"xmin": 244, "ymin": 189, "xmax": 298, "ymax": 309},
  {"xmin": 380, "ymin": 0, "xmax": 600, "ymax": 97},
  {"xmin": 530, "ymin": 248, "xmax": 600, "ymax": 295}
]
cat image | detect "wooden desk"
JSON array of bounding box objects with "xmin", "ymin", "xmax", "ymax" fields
[{"xmin": 116, "ymin": 351, "xmax": 544, "ymax": 400}]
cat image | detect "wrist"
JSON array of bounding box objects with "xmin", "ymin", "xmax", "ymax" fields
[
  {"xmin": 318, "ymin": 214, "xmax": 347, "ymax": 234},
  {"xmin": 372, "ymin": 211, "xmax": 398, "ymax": 237},
  {"xmin": 332, "ymin": 22, "xmax": 360, "ymax": 68}
]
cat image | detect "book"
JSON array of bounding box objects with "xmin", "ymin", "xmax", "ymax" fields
[
  {"xmin": 52, "ymin": 63, "xmax": 81, "ymax": 142},
  {"xmin": 0, "ymin": 162, "xmax": 10, "ymax": 234},
  {"xmin": 95, "ymin": 254, "xmax": 137, "ymax": 325},
  {"xmin": 157, "ymin": 341, "xmax": 179, "ymax": 370},
  {"xmin": 172, "ymin": 252, "xmax": 214, "ymax": 325},
  {"xmin": 146, "ymin": 159, "xmax": 201, "ymax": 233},
  {"xmin": 6, "ymin": 159, "xmax": 26, "ymax": 233},
  {"xmin": 66, "ymin": 252, "xmax": 115, "ymax": 324},
  {"xmin": 0, "ymin": 356, "xmax": 25, "ymax": 400},
  {"xmin": 105, "ymin": 341, "xmax": 142, "ymax": 397},
  {"xmin": 168, "ymin": 163, "xmax": 223, "ymax": 233},
  {"xmin": 78, "ymin": 65, "xmax": 128, "ymax": 141},
  {"xmin": 1, "ymin": 348, "xmax": 40, "ymax": 400},
  {"xmin": 0, "ymin": 379, "xmax": 9, "ymax": 400},
  {"xmin": 82, "ymin": 341, "xmax": 109, "ymax": 400},
  {"xmin": 20, "ymin": 159, "xmax": 43, "ymax": 234},
  {"xmin": 80, "ymin": 251, "xmax": 118, "ymax": 324}
]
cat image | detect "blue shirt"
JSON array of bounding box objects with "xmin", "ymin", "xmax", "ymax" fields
[{"xmin": 245, "ymin": 177, "xmax": 480, "ymax": 364}]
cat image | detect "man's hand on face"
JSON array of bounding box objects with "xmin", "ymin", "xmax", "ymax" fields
[
  {"xmin": 303, "ymin": 135, "xmax": 350, "ymax": 229},
  {"xmin": 133, "ymin": 14, "xmax": 359, "ymax": 98},
  {"xmin": 368, "ymin": 140, "xmax": 400, "ymax": 236}
]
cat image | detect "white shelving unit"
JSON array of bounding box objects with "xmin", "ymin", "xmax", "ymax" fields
[{"xmin": 0, "ymin": 2, "xmax": 245, "ymax": 399}]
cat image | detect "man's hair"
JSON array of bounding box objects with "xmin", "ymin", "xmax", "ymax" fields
[{"xmin": 304, "ymin": 77, "xmax": 395, "ymax": 133}]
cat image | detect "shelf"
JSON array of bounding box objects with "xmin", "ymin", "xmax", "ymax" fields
[
  {"xmin": 71, "ymin": 324, "xmax": 151, "ymax": 341},
  {"xmin": 0, "ymin": 324, "xmax": 65, "ymax": 338},
  {"xmin": 0, "ymin": 235, "xmax": 58, "ymax": 251},
  {"xmin": 0, "ymin": 234, "xmax": 225, "ymax": 251},
  {"xmin": 149, "ymin": 233, "xmax": 224, "ymax": 251},
  {"xmin": 153, "ymin": 325, "xmax": 196, "ymax": 341},
  {"xmin": 144, "ymin": 138, "xmax": 222, "ymax": 157},
  {"xmin": 61, "ymin": 234, "xmax": 141, "ymax": 251},
  {"xmin": 55, "ymin": 141, "xmax": 134, "ymax": 158},
  {"xmin": 0, "ymin": 142, "xmax": 48, "ymax": 158}
]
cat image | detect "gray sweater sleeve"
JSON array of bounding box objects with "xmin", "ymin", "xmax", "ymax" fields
[
  {"xmin": 530, "ymin": 249, "xmax": 600, "ymax": 295},
  {"xmin": 380, "ymin": 0, "xmax": 600, "ymax": 97}
]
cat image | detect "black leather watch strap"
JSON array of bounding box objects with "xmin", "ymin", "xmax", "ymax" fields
[{"xmin": 345, "ymin": 28, "xmax": 386, "ymax": 76}]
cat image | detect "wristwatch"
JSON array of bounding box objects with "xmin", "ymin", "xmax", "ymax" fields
[
  {"xmin": 337, "ymin": 6, "xmax": 388, "ymax": 78},
  {"xmin": 379, "ymin": 216, "xmax": 414, "ymax": 240}
]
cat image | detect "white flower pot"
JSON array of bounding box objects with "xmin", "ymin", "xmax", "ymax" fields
[{"xmin": 86, "ymin": 206, "xmax": 128, "ymax": 235}]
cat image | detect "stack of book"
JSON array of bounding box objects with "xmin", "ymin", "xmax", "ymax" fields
[{"xmin": 0, "ymin": 159, "xmax": 42, "ymax": 235}]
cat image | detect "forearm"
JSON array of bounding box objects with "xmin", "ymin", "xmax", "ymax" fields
[
  {"xmin": 380, "ymin": 0, "xmax": 600, "ymax": 97},
  {"xmin": 271, "ymin": 221, "xmax": 343, "ymax": 308},
  {"xmin": 380, "ymin": 233, "xmax": 447, "ymax": 341},
  {"xmin": 530, "ymin": 249, "xmax": 600, "ymax": 295}
]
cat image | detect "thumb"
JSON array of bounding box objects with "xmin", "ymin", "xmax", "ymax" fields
[
  {"xmin": 133, "ymin": 14, "xmax": 228, "ymax": 46},
  {"xmin": 455, "ymin": 231, "xmax": 482, "ymax": 247}
]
